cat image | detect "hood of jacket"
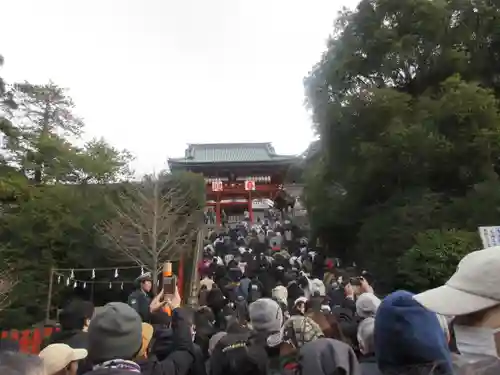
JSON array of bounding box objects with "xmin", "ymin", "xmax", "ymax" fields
[
  {"xmin": 151, "ymin": 326, "xmax": 174, "ymax": 361},
  {"xmin": 299, "ymin": 338, "xmax": 360, "ymax": 375}
]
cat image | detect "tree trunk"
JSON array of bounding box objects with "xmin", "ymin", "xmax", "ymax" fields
[
  {"xmin": 152, "ymin": 255, "xmax": 158, "ymax": 295},
  {"xmin": 34, "ymin": 103, "xmax": 50, "ymax": 184}
]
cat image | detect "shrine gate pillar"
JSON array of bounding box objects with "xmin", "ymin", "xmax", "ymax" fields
[
  {"xmin": 245, "ymin": 180, "xmax": 255, "ymax": 223},
  {"xmin": 215, "ymin": 195, "xmax": 221, "ymax": 225},
  {"xmin": 211, "ymin": 180, "xmax": 223, "ymax": 226},
  {"xmin": 248, "ymin": 191, "xmax": 253, "ymax": 223}
]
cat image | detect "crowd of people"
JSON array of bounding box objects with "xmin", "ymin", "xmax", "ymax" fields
[{"xmin": 2, "ymin": 215, "xmax": 500, "ymax": 375}]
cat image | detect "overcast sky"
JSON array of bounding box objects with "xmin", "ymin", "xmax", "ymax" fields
[{"xmin": 1, "ymin": 0, "xmax": 359, "ymax": 174}]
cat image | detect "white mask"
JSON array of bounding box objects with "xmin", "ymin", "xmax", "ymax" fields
[{"xmin": 455, "ymin": 325, "xmax": 500, "ymax": 358}]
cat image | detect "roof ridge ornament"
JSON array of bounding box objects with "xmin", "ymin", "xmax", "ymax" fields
[
  {"xmin": 185, "ymin": 144, "xmax": 194, "ymax": 159},
  {"xmin": 266, "ymin": 143, "xmax": 276, "ymax": 156}
]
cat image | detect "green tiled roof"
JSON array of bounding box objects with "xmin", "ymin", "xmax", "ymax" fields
[{"xmin": 169, "ymin": 143, "xmax": 296, "ymax": 164}]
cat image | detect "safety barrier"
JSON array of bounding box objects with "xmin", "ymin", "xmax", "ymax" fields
[{"xmin": 1, "ymin": 326, "xmax": 60, "ymax": 354}]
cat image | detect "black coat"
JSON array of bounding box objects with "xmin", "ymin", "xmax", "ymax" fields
[
  {"xmin": 42, "ymin": 329, "xmax": 91, "ymax": 375},
  {"xmin": 84, "ymin": 309, "xmax": 195, "ymax": 375},
  {"xmin": 128, "ymin": 289, "xmax": 152, "ymax": 322}
]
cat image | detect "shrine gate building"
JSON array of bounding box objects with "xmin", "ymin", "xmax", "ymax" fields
[{"xmin": 168, "ymin": 143, "xmax": 297, "ymax": 224}]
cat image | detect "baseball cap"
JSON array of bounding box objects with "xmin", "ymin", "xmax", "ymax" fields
[
  {"xmin": 39, "ymin": 344, "xmax": 87, "ymax": 374},
  {"xmin": 414, "ymin": 246, "xmax": 500, "ymax": 316},
  {"xmin": 356, "ymin": 293, "xmax": 381, "ymax": 318},
  {"xmin": 267, "ymin": 315, "xmax": 324, "ymax": 348},
  {"xmin": 136, "ymin": 272, "xmax": 152, "ymax": 283}
]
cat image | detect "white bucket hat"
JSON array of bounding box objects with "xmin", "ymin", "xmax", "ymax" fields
[{"xmin": 414, "ymin": 246, "xmax": 500, "ymax": 316}]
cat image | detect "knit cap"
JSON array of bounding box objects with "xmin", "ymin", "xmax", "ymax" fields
[
  {"xmin": 88, "ymin": 302, "xmax": 142, "ymax": 363},
  {"xmin": 249, "ymin": 298, "xmax": 283, "ymax": 334}
]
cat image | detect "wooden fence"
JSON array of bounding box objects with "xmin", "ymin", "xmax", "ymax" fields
[{"xmin": 1, "ymin": 327, "xmax": 59, "ymax": 354}]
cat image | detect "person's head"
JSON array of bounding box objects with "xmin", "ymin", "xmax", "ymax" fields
[
  {"xmin": 179, "ymin": 307, "xmax": 196, "ymax": 340},
  {"xmin": 414, "ymin": 246, "xmax": 500, "ymax": 357},
  {"xmin": 309, "ymin": 278, "xmax": 326, "ymax": 297},
  {"xmin": 307, "ymin": 311, "xmax": 347, "ymax": 343},
  {"xmin": 356, "ymin": 293, "xmax": 381, "ymax": 319},
  {"xmin": 0, "ymin": 352, "xmax": 46, "ymax": 375},
  {"xmin": 195, "ymin": 305, "xmax": 215, "ymax": 325},
  {"xmin": 297, "ymin": 274, "xmax": 309, "ymax": 289},
  {"xmin": 267, "ymin": 315, "xmax": 324, "ymax": 355},
  {"xmin": 88, "ymin": 302, "xmax": 142, "ymax": 364},
  {"xmin": 248, "ymin": 298, "xmax": 283, "ymax": 335},
  {"xmin": 305, "ymin": 295, "xmax": 324, "ymax": 313},
  {"xmin": 293, "ymin": 297, "xmax": 307, "ymax": 315},
  {"xmin": 59, "ymin": 300, "xmax": 95, "ymax": 332},
  {"xmin": 357, "ymin": 317, "xmax": 375, "ymax": 355},
  {"xmin": 375, "ymin": 290, "xmax": 453, "ymax": 374},
  {"xmin": 206, "ymin": 287, "xmax": 227, "ymax": 313},
  {"xmin": 39, "ymin": 344, "xmax": 87, "ymax": 375},
  {"xmin": 136, "ymin": 273, "xmax": 152, "ymax": 293},
  {"xmin": 271, "ymin": 285, "xmax": 288, "ymax": 306},
  {"xmin": 0, "ymin": 338, "xmax": 20, "ymax": 352}
]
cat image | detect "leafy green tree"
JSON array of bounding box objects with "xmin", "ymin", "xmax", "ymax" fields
[
  {"xmin": 304, "ymin": 0, "xmax": 500, "ymax": 289},
  {"xmin": 0, "ymin": 66, "xmax": 135, "ymax": 327},
  {"xmin": 397, "ymin": 229, "xmax": 480, "ymax": 292},
  {"xmin": 445, "ymin": 180, "xmax": 500, "ymax": 231},
  {"xmin": 0, "ymin": 56, "xmax": 19, "ymax": 162},
  {"xmin": 68, "ymin": 138, "xmax": 133, "ymax": 184},
  {"xmin": 5, "ymin": 82, "xmax": 132, "ymax": 184},
  {"xmin": 9, "ymin": 82, "xmax": 84, "ymax": 183},
  {"xmin": 0, "ymin": 183, "xmax": 120, "ymax": 327}
]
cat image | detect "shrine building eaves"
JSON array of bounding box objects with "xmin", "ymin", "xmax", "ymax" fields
[{"xmin": 168, "ymin": 142, "xmax": 297, "ymax": 167}]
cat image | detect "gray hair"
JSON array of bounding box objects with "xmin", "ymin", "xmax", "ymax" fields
[
  {"xmin": 0, "ymin": 351, "xmax": 46, "ymax": 375},
  {"xmin": 357, "ymin": 317, "xmax": 375, "ymax": 355}
]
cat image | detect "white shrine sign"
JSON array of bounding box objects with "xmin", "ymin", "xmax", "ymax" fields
[
  {"xmin": 211, "ymin": 180, "xmax": 223, "ymax": 192},
  {"xmin": 479, "ymin": 226, "xmax": 500, "ymax": 248},
  {"xmin": 244, "ymin": 180, "xmax": 256, "ymax": 191}
]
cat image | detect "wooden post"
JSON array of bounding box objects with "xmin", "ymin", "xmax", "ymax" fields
[
  {"xmin": 45, "ymin": 267, "xmax": 54, "ymax": 323},
  {"xmin": 187, "ymin": 228, "xmax": 205, "ymax": 307}
]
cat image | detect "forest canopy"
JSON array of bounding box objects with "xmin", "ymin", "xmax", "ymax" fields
[
  {"xmin": 303, "ymin": 0, "xmax": 498, "ymax": 292},
  {"xmin": 0, "ymin": 56, "xmax": 205, "ymax": 328}
]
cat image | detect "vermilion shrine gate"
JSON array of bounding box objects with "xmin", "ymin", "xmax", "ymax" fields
[{"xmin": 168, "ymin": 143, "xmax": 297, "ymax": 224}]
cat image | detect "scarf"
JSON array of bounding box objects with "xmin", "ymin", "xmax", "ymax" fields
[
  {"xmin": 93, "ymin": 359, "xmax": 141, "ymax": 373},
  {"xmin": 280, "ymin": 354, "xmax": 300, "ymax": 371}
]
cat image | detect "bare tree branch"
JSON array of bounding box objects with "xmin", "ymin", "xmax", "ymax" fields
[{"xmin": 98, "ymin": 174, "xmax": 202, "ymax": 290}]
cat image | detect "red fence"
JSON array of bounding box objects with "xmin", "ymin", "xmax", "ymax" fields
[{"xmin": 1, "ymin": 327, "xmax": 59, "ymax": 354}]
